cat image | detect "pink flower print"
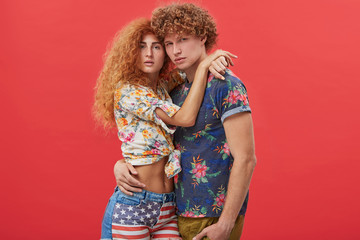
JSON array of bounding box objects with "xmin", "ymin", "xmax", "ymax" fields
[
  {"xmin": 162, "ymin": 105, "xmax": 169, "ymax": 111},
  {"xmin": 154, "ymin": 141, "xmax": 161, "ymax": 148},
  {"xmin": 184, "ymin": 87, "xmax": 189, "ymax": 92},
  {"xmin": 223, "ymin": 143, "xmax": 230, "ymax": 156},
  {"xmin": 192, "ymin": 163, "xmax": 207, "ymax": 178},
  {"xmin": 151, "ymin": 149, "xmax": 161, "ymax": 155},
  {"xmin": 216, "ymin": 194, "xmax": 226, "ymax": 207},
  {"xmin": 184, "ymin": 211, "xmax": 195, "ymax": 217},
  {"xmin": 119, "ymin": 132, "xmax": 135, "ymax": 143},
  {"xmin": 125, "ymin": 132, "xmax": 135, "ymax": 142},
  {"xmin": 227, "ymin": 90, "xmax": 241, "ymax": 104},
  {"xmin": 239, "ymin": 94, "xmax": 248, "ymax": 105},
  {"xmin": 119, "ymin": 132, "xmax": 125, "ymax": 141},
  {"xmin": 150, "ymin": 99, "xmax": 158, "ymax": 105}
]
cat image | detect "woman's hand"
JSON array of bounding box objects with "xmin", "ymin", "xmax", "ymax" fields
[
  {"xmin": 200, "ymin": 50, "xmax": 237, "ymax": 79},
  {"xmin": 209, "ymin": 56, "xmax": 234, "ymax": 80},
  {"xmin": 114, "ymin": 159, "xmax": 146, "ymax": 195}
]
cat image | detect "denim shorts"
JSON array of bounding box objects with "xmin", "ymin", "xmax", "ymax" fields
[{"xmin": 100, "ymin": 187, "xmax": 180, "ymax": 240}]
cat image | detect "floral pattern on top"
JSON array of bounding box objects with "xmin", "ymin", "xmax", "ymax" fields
[
  {"xmin": 114, "ymin": 81, "xmax": 181, "ymax": 178},
  {"xmin": 170, "ymin": 69, "xmax": 251, "ymax": 217}
]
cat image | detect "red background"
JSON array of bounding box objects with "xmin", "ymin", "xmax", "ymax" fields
[{"xmin": 1, "ymin": 0, "xmax": 360, "ymax": 239}]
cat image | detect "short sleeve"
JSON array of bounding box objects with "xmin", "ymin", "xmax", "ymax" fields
[
  {"xmin": 115, "ymin": 84, "xmax": 180, "ymax": 133},
  {"xmin": 216, "ymin": 75, "xmax": 251, "ymax": 123}
]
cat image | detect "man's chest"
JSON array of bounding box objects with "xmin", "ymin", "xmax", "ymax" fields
[{"xmin": 172, "ymin": 86, "xmax": 223, "ymax": 137}]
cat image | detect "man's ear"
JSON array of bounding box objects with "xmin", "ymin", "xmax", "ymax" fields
[{"xmin": 200, "ymin": 36, "xmax": 207, "ymax": 45}]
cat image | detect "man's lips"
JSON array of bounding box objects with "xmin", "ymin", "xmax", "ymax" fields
[{"xmin": 174, "ymin": 57, "xmax": 186, "ymax": 64}]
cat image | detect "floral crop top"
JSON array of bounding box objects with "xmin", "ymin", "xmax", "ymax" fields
[{"xmin": 114, "ymin": 80, "xmax": 182, "ymax": 178}]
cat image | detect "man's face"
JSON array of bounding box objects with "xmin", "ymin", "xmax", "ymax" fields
[{"xmin": 164, "ymin": 33, "xmax": 206, "ymax": 71}]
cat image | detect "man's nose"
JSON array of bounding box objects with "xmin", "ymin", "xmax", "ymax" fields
[{"xmin": 173, "ymin": 44, "xmax": 181, "ymax": 55}]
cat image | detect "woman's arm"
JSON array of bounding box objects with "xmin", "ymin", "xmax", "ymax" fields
[
  {"xmin": 155, "ymin": 50, "xmax": 237, "ymax": 127},
  {"xmin": 166, "ymin": 55, "xmax": 233, "ymax": 93}
]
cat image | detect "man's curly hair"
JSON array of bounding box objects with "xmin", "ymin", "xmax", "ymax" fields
[{"xmin": 151, "ymin": 3, "xmax": 218, "ymax": 51}]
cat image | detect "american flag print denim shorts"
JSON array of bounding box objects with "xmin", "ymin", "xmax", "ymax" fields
[{"xmin": 101, "ymin": 187, "xmax": 181, "ymax": 240}]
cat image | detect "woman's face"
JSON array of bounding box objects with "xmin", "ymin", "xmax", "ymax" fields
[{"xmin": 138, "ymin": 33, "xmax": 165, "ymax": 75}]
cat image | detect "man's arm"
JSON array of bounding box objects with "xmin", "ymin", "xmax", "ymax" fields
[
  {"xmin": 114, "ymin": 159, "xmax": 145, "ymax": 195},
  {"xmin": 194, "ymin": 112, "xmax": 256, "ymax": 240}
]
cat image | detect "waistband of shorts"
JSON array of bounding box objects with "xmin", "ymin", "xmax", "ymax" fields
[{"xmin": 115, "ymin": 186, "xmax": 175, "ymax": 203}]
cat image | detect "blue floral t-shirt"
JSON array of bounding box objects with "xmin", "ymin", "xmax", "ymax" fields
[{"xmin": 170, "ymin": 69, "xmax": 251, "ymax": 218}]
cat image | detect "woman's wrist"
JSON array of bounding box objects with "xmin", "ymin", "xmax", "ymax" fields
[
  {"xmin": 198, "ymin": 60, "xmax": 210, "ymax": 70},
  {"xmin": 194, "ymin": 65, "xmax": 208, "ymax": 81}
]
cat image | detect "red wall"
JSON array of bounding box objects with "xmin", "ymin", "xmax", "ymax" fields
[{"xmin": 1, "ymin": 0, "xmax": 359, "ymax": 239}]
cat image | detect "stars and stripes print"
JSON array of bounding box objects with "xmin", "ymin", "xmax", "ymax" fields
[{"xmin": 112, "ymin": 201, "xmax": 181, "ymax": 239}]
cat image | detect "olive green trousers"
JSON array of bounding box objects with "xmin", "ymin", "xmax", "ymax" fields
[{"xmin": 178, "ymin": 215, "xmax": 245, "ymax": 240}]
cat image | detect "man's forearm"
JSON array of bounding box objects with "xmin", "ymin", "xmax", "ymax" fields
[{"xmin": 218, "ymin": 155, "xmax": 256, "ymax": 226}]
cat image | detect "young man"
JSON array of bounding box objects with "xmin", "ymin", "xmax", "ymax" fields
[{"xmin": 114, "ymin": 3, "xmax": 256, "ymax": 239}]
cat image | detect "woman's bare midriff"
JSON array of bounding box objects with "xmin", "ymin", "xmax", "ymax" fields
[{"xmin": 133, "ymin": 156, "xmax": 174, "ymax": 194}]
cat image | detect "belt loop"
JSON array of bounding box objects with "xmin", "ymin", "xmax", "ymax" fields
[
  {"xmin": 163, "ymin": 193, "xmax": 169, "ymax": 203},
  {"xmin": 142, "ymin": 189, "xmax": 147, "ymax": 203}
]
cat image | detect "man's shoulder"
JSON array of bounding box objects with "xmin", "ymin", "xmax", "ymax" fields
[{"xmin": 209, "ymin": 69, "xmax": 246, "ymax": 90}]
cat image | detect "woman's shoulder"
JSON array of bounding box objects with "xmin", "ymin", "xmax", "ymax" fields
[{"xmin": 115, "ymin": 82, "xmax": 153, "ymax": 94}]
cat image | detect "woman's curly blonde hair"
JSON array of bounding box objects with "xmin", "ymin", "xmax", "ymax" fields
[
  {"xmin": 93, "ymin": 18, "xmax": 170, "ymax": 129},
  {"xmin": 151, "ymin": 3, "xmax": 218, "ymax": 51}
]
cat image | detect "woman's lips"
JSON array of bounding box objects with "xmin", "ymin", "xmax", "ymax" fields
[{"xmin": 144, "ymin": 61, "xmax": 154, "ymax": 66}]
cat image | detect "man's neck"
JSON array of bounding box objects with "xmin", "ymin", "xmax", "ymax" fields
[{"xmin": 183, "ymin": 53, "xmax": 208, "ymax": 83}]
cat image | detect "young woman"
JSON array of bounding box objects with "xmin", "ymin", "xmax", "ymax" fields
[{"xmin": 94, "ymin": 18, "xmax": 234, "ymax": 240}]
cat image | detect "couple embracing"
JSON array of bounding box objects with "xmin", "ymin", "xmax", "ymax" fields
[{"xmin": 94, "ymin": 3, "xmax": 256, "ymax": 240}]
